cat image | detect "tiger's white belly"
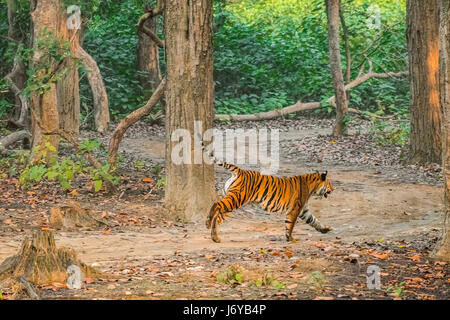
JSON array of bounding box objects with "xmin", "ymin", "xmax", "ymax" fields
[{"xmin": 224, "ymin": 173, "xmax": 237, "ymax": 194}]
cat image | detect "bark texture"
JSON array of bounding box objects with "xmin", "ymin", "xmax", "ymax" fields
[
  {"xmin": 164, "ymin": 0, "xmax": 216, "ymax": 221},
  {"xmin": 57, "ymin": 9, "xmax": 80, "ymax": 136},
  {"xmin": 436, "ymin": 0, "xmax": 450, "ymax": 261},
  {"xmin": 407, "ymin": 0, "xmax": 441, "ymax": 164},
  {"xmin": 0, "ymin": 230, "xmax": 97, "ymax": 287},
  {"xmin": 30, "ymin": 0, "xmax": 60, "ymax": 157},
  {"xmin": 326, "ymin": 0, "xmax": 348, "ymax": 137}
]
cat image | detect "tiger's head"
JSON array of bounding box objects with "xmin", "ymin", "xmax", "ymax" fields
[{"xmin": 314, "ymin": 171, "xmax": 334, "ymax": 199}]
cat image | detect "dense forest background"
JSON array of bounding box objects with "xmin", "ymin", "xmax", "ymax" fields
[{"xmin": 0, "ymin": 0, "xmax": 408, "ymax": 121}]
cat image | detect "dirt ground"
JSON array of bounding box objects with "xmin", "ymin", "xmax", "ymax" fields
[{"xmin": 0, "ymin": 117, "xmax": 449, "ymax": 300}]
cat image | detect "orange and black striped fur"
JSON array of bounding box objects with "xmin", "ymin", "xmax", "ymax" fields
[{"xmin": 200, "ymin": 136, "xmax": 334, "ymax": 243}]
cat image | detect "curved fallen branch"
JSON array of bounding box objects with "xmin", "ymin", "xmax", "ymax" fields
[
  {"xmin": 215, "ymin": 62, "xmax": 408, "ymax": 122},
  {"xmin": 76, "ymin": 47, "xmax": 110, "ymax": 133},
  {"xmin": 0, "ymin": 130, "xmax": 30, "ymax": 155},
  {"xmin": 108, "ymin": 77, "xmax": 166, "ymax": 167}
]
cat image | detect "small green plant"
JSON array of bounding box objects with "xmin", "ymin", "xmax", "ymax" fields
[
  {"xmin": 371, "ymin": 120, "xmax": 410, "ymax": 147},
  {"xmin": 254, "ymin": 271, "xmax": 286, "ymax": 290},
  {"xmin": 135, "ymin": 160, "xmax": 146, "ymax": 172},
  {"xmin": 217, "ymin": 265, "xmax": 244, "ymax": 285},
  {"xmin": 386, "ymin": 281, "xmax": 406, "ymax": 296},
  {"xmin": 156, "ymin": 175, "xmax": 166, "ymax": 189},
  {"xmin": 151, "ymin": 165, "xmax": 163, "ymax": 175},
  {"xmin": 308, "ymin": 271, "xmax": 327, "ymax": 289}
]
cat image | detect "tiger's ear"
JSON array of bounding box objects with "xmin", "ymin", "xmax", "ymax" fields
[{"xmin": 321, "ymin": 171, "xmax": 328, "ymax": 181}]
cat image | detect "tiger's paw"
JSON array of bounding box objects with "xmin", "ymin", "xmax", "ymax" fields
[
  {"xmin": 211, "ymin": 234, "xmax": 221, "ymax": 243},
  {"xmin": 285, "ymin": 235, "xmax": 298, "ymax": 242},
  {"xmin": 320, "ymin": 225, "xmax": 333, "ymax": 233}
]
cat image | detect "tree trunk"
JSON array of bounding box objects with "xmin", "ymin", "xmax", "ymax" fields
[
  {"xmin": 137, "ymin": 14, "xmax": 162, "ymax": 96},
  {"xmin": 164, "ymin": 0, "xmax": 216, "ymax": 221},
  {"xmin": 56, "ymin": 6, "xmax": 80, "ymax": 136},
  {"xmin": 436, "ymin": 0, "xmax": 450, "ymax": 261},
  {"xmin": 76, "ymin": 47, "xmax": 110, "ymax": 133},
  {"xmin": 326, "ymin": 0, "xmax": 348, "ymax": 138},
  {"xmin": 30, "ymin": 0, "xmax": 60, "ymax": 158},
  {"xmin": 407, "ymin": 0, "xmax": 441, "ymax": 164},
  {"xmin": 7, "ymin": 0, "xmax": 27, "ymax": 127}
]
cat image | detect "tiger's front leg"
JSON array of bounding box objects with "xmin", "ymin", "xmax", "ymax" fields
[{"xmin": 299, "ymin": 203, "xmax": 332, "ymax": 234}]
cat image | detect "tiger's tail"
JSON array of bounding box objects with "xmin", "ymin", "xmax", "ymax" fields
[{"xmin": 197, "ymin": 133, "xmax": 240, "ymax": 173}]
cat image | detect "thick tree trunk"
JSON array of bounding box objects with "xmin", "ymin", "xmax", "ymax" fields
[
  {"xmin": 137, "ymin": 14, "xmax": 162, "ymax": 95},
  {"xmin": 164, "ymin": 0, "xmax": 216, "ymax": 221},
  {"xmin": 56, "ymin": 8, "xmax": 80, "ymax": 136},
  {"xmin": 76, "ymin": 47, "xmax": 110, "ymax": 133},
  {"xmin": 407, "ymin": 0, "xmax": 441, "ymax": 164},
  {"xmin": 326, "ymin": 0, "xmax": 348, "ymax": 138},
  {"xmin": 30, "ymin": 0, "xmax": 60, "ymax": 158},
  {"xmin": 436, "ymin": 0, "xmax": 450, "ymax": 261}
]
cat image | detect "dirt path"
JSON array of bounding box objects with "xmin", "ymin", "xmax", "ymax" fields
[{"xmin": 0, "ymin": 125, "xmax": 448, "ymax": 300}]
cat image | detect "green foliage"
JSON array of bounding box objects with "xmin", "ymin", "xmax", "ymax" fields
[
  {"xmin": 155, "ymin": 175, "xmax": 165, "ymax": 189},
  {"xmin": 217, "ymin": 265, "xmax": 244, "ymax": 285},
  {"xmin": 254, "ymin": 271, "xmax": 286, "ymax": 290},
  {"xmin": 80, "ymin": 0, "xmax": 149, "ymax": 119},
  {"xmin": 371, "ymin": 120, "xmax": 410, "ymax": 147},
  {"xmin": 214, "ymin": 0, "xmax": 408, "ymax": 115},
  {"xmin": 308, "ymin": 271, "xmax": 328, "ymax": 288},
  {"xmin": 4, "ymin": 138, "xmax": 119, "ymax": 191},
  {"xmin": 0, "ymin": 0, "xmax": 410, "ymax": 122}
]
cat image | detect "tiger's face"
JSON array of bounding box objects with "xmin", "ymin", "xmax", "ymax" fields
[{"xmin": 315, "ymin": 171, "xmax": 334, "ymax": 198}]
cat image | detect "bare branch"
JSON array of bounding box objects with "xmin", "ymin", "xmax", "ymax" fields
[{"xmin": 108, "ymin": 77, "xmax": 166, "ymax": 167}]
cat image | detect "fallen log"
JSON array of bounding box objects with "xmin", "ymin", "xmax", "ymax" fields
[
  {"xmin": 215, "ymin": 62, "xmax": 408, "ymax": 122},
  {"xmin": 0, "ymin": 130, "xmax": 30, "ymax": 155}
]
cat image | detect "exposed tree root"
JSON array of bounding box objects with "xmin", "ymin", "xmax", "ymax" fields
[{"xmin": 49, "ymin": 200, "xmax": 110, "ymax": 230}]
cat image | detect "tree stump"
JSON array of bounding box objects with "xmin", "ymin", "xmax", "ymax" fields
[
  {"xmin": 0, "ymin": 230, "xmax": 98, "ymax": 298},
  {"xmin": 49, "ymin": 200, "xmax": 109, "ymax": 230}
]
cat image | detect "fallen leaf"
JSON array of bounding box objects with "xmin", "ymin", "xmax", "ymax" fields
[
  {"xmin": 313, "ymin": 296, "xmax": 334, "ymax": 300},
  {"xmin": 85, "ymin": 277, "xmax": 94, "ymax": 284},
  {"xmin": 142, "ymin": 178, "xmax": 153, "ymax": 183},
  {"xmin": 103, "ymin": 230, "xmax": 111, "ymax": 235},
  {"xmin": 409, "ymin": 254, "xmax": 420, "ymax": 262}
]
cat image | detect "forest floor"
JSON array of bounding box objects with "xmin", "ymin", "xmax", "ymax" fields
[{"xmin": 0, "ymin": 116, "xmax": 449, "ymax": 300}]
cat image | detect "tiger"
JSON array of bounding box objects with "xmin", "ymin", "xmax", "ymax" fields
[{"xmin": 199, "ymin": 135, "xmax": 334, "ymax": 243}]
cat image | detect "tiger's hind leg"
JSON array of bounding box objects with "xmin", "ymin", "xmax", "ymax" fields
[
  {"xmin": 206, "ymin": 195, "xmax": 239, "ymax": 243},
  {"xmin": 284, "ymin": 202, "xmax": 303, "ymax": 242},
  {"xmin": 299, "ymin": 203, "xmax": 332, "ymax": 234}
]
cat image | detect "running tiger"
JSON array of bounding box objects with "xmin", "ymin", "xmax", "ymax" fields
[{"xmin": 199, "ymin": 135, "xmax": 334, "ymax": 243}]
